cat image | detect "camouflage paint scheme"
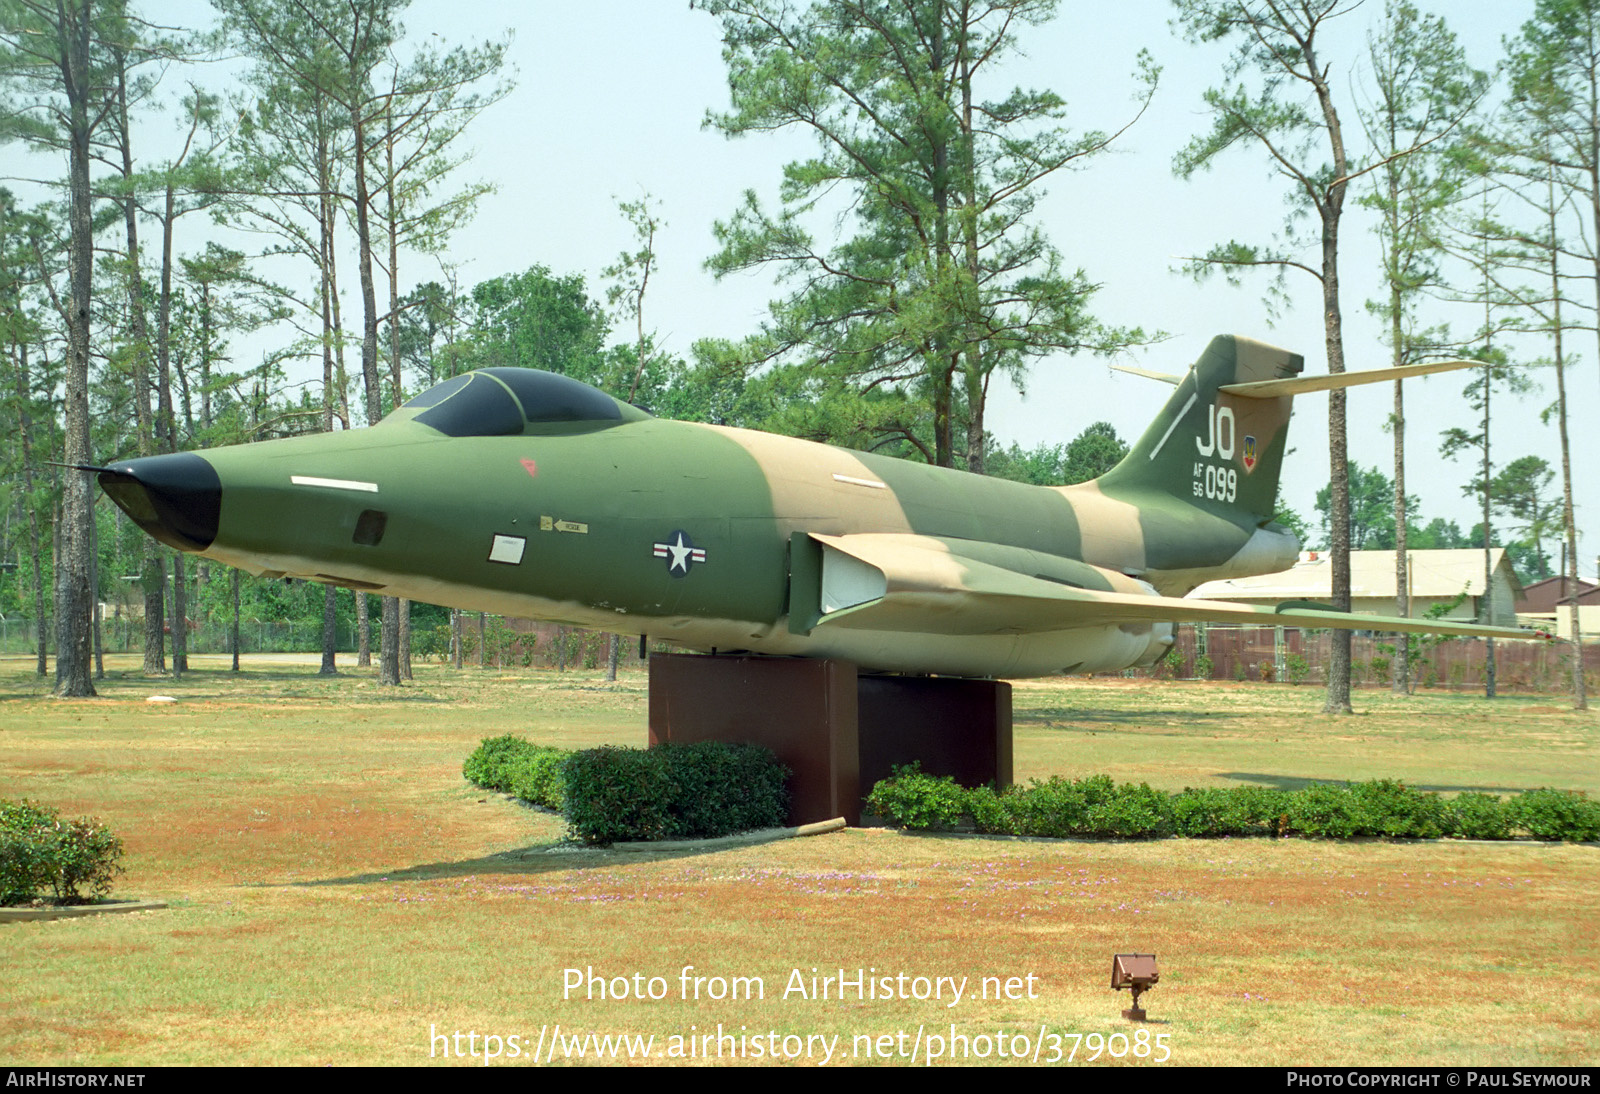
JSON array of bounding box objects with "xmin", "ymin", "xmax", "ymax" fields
[{"xmin": 100, "ymin": 335, "xmax": 1529, "ymax": 678}]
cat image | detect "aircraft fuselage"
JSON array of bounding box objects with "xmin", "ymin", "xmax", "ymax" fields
[
  {"xmin": 136, "ymin": 414, "xmax": 1273, "ymax": 676},
  {"xmin": 102, "ymin": 345, "xmax": 1314, "ymax": 678}
]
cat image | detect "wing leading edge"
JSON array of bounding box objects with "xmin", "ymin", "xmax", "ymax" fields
[{"xmin": 804, "ymin": 533, "xmax": 1540, "ymax": 641}]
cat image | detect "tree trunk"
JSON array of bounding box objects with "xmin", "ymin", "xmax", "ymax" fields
[
  {"xmin": 385, "ymin": 112, "xmax": 403, "ymax": 415},
  {"xmin": 320, "ymin": 586, "xmax": 339, "ymax": 675},
  {"xmin": 14, "ymin": 344, "xmax": 48, "ymax": 677},
  {"xmin": 141, "ymin": 556, "xmax": 167, "ymax": 674},
  {"xmin": 399, "ymin": 598, "xmax": 412, "ymax": 680},
  {"xmin": 959, "ymin": 35, "xmax": 987, "ymax": 476},
  {"xmin": 357, "ymin": 590, "xmax": 370, "ymax": 666},
  {"xmin": 326, "ymin": 200, "xmax": 353, "ymax": 432},
  {"xmin": 380, "ymin": 596, "xmax": 399, "ymax": 684},
  {"xmin": 33, "ymin": 525, "xmax": 48, "ymax": 676},
  {"xmin": 318, "ymin": 126, "xmax": 340, "ymax": 677},
  {"xmin": 931, "ymin": 367, "xmax": 953, "ymax": 467},
  {"xmin": 1482, "ymin": 361, "xmax": 1495, "ymax": 700},
  {"xmin": 964, "ymin": 368, "xmax": 987, "ymax": 475},
  {"xmin": 382, "ymin": 118, "xmax": 411, "ymax": 685},
  {"xmin": 153, "ymin": 174, "xmax": 189, "ymax": 683},
  {"xmin": 1557, "ymin": 418, "xmax": 1585, "ymax": 716},
  {"xmin": 1305, "ymin": 35, "xmax": 1352, "ymax": 716},
  {"xmin": 929, "ymin": 15, "xmax": 955, "ymax": 470},
  {"xmin": 171, "ymin": 553, "xmax": 189, "ymax": 676},
  {"xmin": 1590, "ymin": 80, "xmax": 1600, "ymax": 409},
  {"xmin": 54, "ymin": 0, "xmax": 98, "ymax": 698},
  {"xmin": 232, "ymin": 569, "xmax": 242, "ymax": 673},
  {"xmin": 1321, "ymin": 209, "xmax": 1352, "ymax": 715},
  {"xmin": 343, "ymin": 68, "xmax": 398, "ymax": 687},
  {"xmin": 156, "ymin": 185, "xmax": 178, "ymax": 452},
  {"xmin": 1550, "ymin": 193, "xmax": 1585, "ymax": 709},
  {"xmin": 1391, "ymin": 379, "xmax": 1409, "ymax": 696}
]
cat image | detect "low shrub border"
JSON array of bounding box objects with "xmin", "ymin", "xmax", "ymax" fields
[
  {"xmin": 462, "ymin": 735, "xmax": 567, "ymax": 810},
  {"xmin": 1, "ymin": 799, "xmax": 125, "ymax": 906},
  {"xmin": 865, "ymin": 766, "xmax": 1600, "ymax": 842},
  {"xmin": 462, "ymin": 736, "xmax": 790, "ymax": 845}
]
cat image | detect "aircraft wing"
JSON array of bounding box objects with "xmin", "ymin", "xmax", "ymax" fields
[{"xmin": 801, "ymin": 533, "xmax": 1540, "ymax": 640}]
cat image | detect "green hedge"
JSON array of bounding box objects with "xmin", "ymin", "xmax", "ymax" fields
[
  {"xmin": 462, "ymin": 737, "xmax": 790, "ymax": 844},
  {"xmin": 561, "ymin": 743, "xmax": 790, "ymax": 844},
  {"xmin": 1170, "ymin": 786, "xmax": 1290, "ymax": 838},
  {"xmin": 865, "ymin": 767, "xmax": 1600, "ymax": 842},
  {"xmin": 1, "ymin": 799, "xmax": 124, "ymax": 905},
  {"xmin": 1509, "ymin": 788, "xmax": 1600, "ymax": 842},
  {"xmin": 462, "ymin": 735, "xmax": 567, "ymax": 810}
]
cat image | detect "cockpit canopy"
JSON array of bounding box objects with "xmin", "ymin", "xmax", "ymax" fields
[{"xmin": 400, "ymin": 368, "xmax": 641, "ymax": 437}]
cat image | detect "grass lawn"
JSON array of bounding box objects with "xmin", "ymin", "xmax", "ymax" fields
[{"xmin": 2, "ymin": 654, "xmax": 1595, "ymax": 1066}]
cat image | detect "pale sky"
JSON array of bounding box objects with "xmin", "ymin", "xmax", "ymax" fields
[{"xmin": 45, "ymin": 1, "xmax": 1600, "ymax": 576}]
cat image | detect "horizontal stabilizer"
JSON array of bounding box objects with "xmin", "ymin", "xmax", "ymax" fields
[
  {"xmin": 1110, "ymin": 364, "xmax": 1182, "ymax": 385},
  {"xmin": 1219, "ymin": 358, "xmax": 1481, "ymax": 398},
  {"xmin": 807, "ymin": 533, "xmax": 1541, "ymax": 641}
]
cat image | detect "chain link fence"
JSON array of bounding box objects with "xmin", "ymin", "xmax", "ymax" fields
[
  {"xmin": 8, "ymin": 617, "xmax": 360, "ymax": 657},
  {"xmin": 8, "ymin": 614, "xmax": 1595, "ymax": 694},
  {"xmin": 1144, "ymin": 624, "xmax": 1599, "ymax": 693}
]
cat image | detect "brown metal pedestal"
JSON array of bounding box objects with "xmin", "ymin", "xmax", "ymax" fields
[{"xmin": 647, "ymin": 653, "xmax": 1012, "ymax": 826}]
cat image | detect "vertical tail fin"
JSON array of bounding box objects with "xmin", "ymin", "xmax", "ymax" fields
[{"xmin": 1097, "ymin": 335, "xmax": 1303, "ymax": 528}]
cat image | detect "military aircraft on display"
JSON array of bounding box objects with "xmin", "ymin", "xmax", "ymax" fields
[{"xmin": 98, "ymin": 334, "xmax": 1530, "ymax": 679}]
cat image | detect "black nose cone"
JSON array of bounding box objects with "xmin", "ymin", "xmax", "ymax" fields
[{"xmin": 99, "ymin": 453, "xmax": 221, "ymax": 552}]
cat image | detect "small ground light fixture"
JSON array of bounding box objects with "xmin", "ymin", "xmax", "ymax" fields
[{"xmin": 1111, "ymin": 953, "xmax": 1159, "ymax": 1021}]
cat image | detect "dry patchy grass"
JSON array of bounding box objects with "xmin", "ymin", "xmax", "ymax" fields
[{"xmin": 0, "ymin": 655, "xmax": 1595, "ymax": 1066}]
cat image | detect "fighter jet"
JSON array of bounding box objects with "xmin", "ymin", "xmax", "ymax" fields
[{"xmin": 98, "ymin": 335, "xmax": 1530, "ymax": 678}]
